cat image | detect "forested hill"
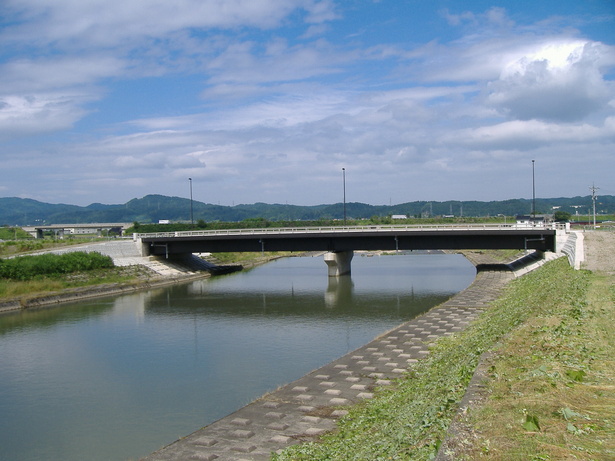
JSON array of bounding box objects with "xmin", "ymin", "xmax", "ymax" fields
[{"xmin": 1, "ymin": 194, "xmax": 613, "ymax": 226}]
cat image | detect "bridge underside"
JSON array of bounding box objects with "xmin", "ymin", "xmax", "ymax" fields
[{"xmin": 142, "ymin": 229, "xmax": 556, "ymax": 256}]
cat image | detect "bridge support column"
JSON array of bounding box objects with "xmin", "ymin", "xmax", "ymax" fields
[{"xmin": 324, "ymin": 250, "xmax": 353, "ymax": 277}]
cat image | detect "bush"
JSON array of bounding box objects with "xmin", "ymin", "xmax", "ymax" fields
[{"xmin": 0, "ymin": 252, "xmax": 114, "ymax": 280}]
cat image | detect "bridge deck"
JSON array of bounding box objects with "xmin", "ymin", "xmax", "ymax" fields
[{"xmin": 135, "ymin": 224, "xmax": 558, "ymax": 256}]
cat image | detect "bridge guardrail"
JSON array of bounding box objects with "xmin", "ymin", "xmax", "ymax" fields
[{"xmin": 134, "ymin": 223, "xmax": 554, "ymax": 240}]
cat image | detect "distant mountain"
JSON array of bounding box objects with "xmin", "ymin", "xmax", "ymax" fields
[{"xmin": 0, "ymin": 194, "xmax": 612, "ymax": 226}]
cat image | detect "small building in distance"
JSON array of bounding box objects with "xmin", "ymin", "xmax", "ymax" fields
[{"xmin": 515, "ymin": 214, "xmax": 550, "ymax": 227}]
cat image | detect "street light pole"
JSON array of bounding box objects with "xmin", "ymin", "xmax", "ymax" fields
[
  {"xmin": 590, "ymin": 184, "xmax": 599, "ymax": 229},
  {"xmin": 342, "ymin": 168, "xmax": 346, "ymax": 226},
  {"xmin": 189, "ymin": 177, "xmax": 194, "ymax": 226},
  {"xmin": 531, "ymin": 160, "xmax": 536, "ymax": 218}
]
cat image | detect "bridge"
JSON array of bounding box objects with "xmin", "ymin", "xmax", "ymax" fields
[
  {"xmin": 134, "ymin": 224, "xmax": 558, "ymax": 276},
  {"xmin": 24, "ymin": 223, "xmax": 133, "ymax": 239}
]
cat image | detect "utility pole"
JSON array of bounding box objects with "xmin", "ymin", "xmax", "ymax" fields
[{"xmin": 590, "ymin": 183, "xmax": 599, "ymax": 229}]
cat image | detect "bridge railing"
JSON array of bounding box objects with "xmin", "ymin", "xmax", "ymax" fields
[{"xmin": 134, "ymin": 223, "xmax": 553, "ymax": 239}]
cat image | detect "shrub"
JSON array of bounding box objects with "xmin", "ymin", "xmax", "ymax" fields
[{"xmin": 0, "ymin": 252, "xmax": 114, "ymax": 280}]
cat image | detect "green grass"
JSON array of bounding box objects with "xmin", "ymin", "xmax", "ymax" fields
[
  {"xmin": 0, "ymin": 227, "xmax": 33, "ymax": 241},
  {"xmin": 0, "ymin": 237, "xmax": 102, "ymax": 257},
  {"xmin": 210, "ymin": 251, "xmax": 298, "ymax": 265},
  {"xmin": 456, "ymin": 270, "xmax": 615, "ymax": 459},
  {"xmin": 0, "ymin": 265, "xmax": 156, "ymax": 301},
  {"xmin": 0, "ymin": 251, "xmax": 114, "ymax": 280},
  {"xmin": 273, "ymin": 258, "xmax": 598, "ymax": 460}
]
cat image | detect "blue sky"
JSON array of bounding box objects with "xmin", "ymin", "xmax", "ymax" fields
[{"xmin": 1, "ymin": 0, "xmax": 614, "ymax": 207}]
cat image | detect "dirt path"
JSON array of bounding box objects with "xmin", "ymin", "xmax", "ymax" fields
[{"xmin": 581, "ymin": 230, "xmax": 615, "ymax": 274}]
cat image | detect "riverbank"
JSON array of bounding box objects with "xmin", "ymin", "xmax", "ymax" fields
[
  {"xmin": 0, "ymin": 269, "xmax": 204, "ymax": 313},
  {"xmin": 274, "ymin": 231, "xmax": 614, "ymax": 460},
  {"xmin": 437, "ymin": 230, "xmax": 615, "ymax": 460},
  {"xmin": 0, "ymin": 250, "xmax": 295, "ymax": 314}
]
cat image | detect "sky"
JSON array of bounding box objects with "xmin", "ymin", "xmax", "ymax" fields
[{"xmin": 1, "ymin": 0, "xmax": 614, "ymax": 207}]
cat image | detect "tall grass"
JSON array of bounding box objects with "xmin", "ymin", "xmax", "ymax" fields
[{"xmin": 0, "ymin": 252, "xmax": 114, "ymax": 280}]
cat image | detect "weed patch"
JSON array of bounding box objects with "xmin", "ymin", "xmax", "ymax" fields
[
  {"xmin": 0, "ymin": 252, "xmax": 114, "ymax": 280},
  {"xmin": 0, "ymin": 265, "xmax": 155, "ymax": 300}
]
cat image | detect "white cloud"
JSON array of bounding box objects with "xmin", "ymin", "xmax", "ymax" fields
[
  {"xmin": 449, "ymin": 118, "xmax": 615, "ymax": 151},
  {"xmin": 2, "ymin": 0, "xmax": 336, "ymax": 49},
  {"xmin": 0, "ymin": 1, "xmax": 343, "ymax": 139},
  {"xmin": 488, "ymin": 40, "xmax": 615, "ymax": 121},
  {"xmin": 0, "ymin": 56, "xmax": 124, "ymax": 93},
  {"xmin": 0, "ymin": 93, "xmax": 92, "ymax": 138}
]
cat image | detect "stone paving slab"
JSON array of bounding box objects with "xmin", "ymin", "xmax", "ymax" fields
[{"xmin": 142, "ymin": 268, "xmax": 515, "ymax": 461}]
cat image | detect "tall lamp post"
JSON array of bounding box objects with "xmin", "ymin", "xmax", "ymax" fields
[
  {"xmin": 590, "ymin": 184, "xmax": 599, "ymax": 229},
  {"xmin": 342, "ymin": 168, "xmax": 346, "ymax": 226},
  {"xmin": 531, "ymin": 160, "xmax": 536, "ymax": 218},
  {"xmin": 189, "ymin": 177, "xmax": 194, "ymax": 226}
]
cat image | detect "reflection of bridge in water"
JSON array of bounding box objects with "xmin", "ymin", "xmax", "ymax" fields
[{"xmin": 135, "ymin": 224, "xmax": 558, "ymax": 276}]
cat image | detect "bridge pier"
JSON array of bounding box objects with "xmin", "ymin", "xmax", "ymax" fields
[{"xmin": 324, "ymin": 250, "xmax": 354, "ymax": 277}]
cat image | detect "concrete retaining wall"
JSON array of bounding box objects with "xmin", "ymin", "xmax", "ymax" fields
[{"xmin": 560, "ymin": 231, "xmax": 584, "ymax": 270}]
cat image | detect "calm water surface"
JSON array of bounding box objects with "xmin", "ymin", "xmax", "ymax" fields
[{"xmin": 0, "ymin": 253, "xmax": 475, "ymax": 461}]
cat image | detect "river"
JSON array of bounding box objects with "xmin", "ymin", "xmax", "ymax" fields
[{"xmin": 0, "ymin": 252, "xmax": 475, "ymax": 461}]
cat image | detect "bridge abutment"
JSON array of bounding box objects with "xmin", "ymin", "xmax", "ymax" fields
[{"xmin": 324, "ymin": 250, "xmax": 354, "ymax": 277}]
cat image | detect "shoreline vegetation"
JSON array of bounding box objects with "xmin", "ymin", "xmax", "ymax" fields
[{"xmin": 0, "ymin": 248, "xmax": 297, "ymax": 312}]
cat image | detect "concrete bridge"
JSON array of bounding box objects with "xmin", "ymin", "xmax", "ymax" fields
[
  {"xmin": 24, "ymin": 223, "xmax": 132, "ymax": 239},
  {"xmin": 135, "ymin": 224, "xmax": 558, "ymax": 276}
]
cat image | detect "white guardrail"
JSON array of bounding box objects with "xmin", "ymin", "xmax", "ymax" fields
[{"xmin": 134, "ymin": 223, "xmax": 558, "ymax": 240}]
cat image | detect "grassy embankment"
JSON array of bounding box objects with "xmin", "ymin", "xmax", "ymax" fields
[
  {"xmin": 273, "ymin": 257, "xmax": 614, "ymax": 460},
  {"xmin": 0, "ymin": 228, "xmax": 155, "ymax": 302},
  {"xmin": 0, "ymin": 266, "xmax": 154, "ymax": 301},
  {"xmin": 0, "ymin": 251, "xmax": 154, "ymax": 302},
  {"xmin": 208, "ymin": 251, "xmax": 300, "ymax": 267},
  {"xmin": 0, "ymin": 227, "xmax": 278, "ymax": 302},
  {"xmin": 0, "ymin": 246, "xmax": 293, "ymax": 305}
]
